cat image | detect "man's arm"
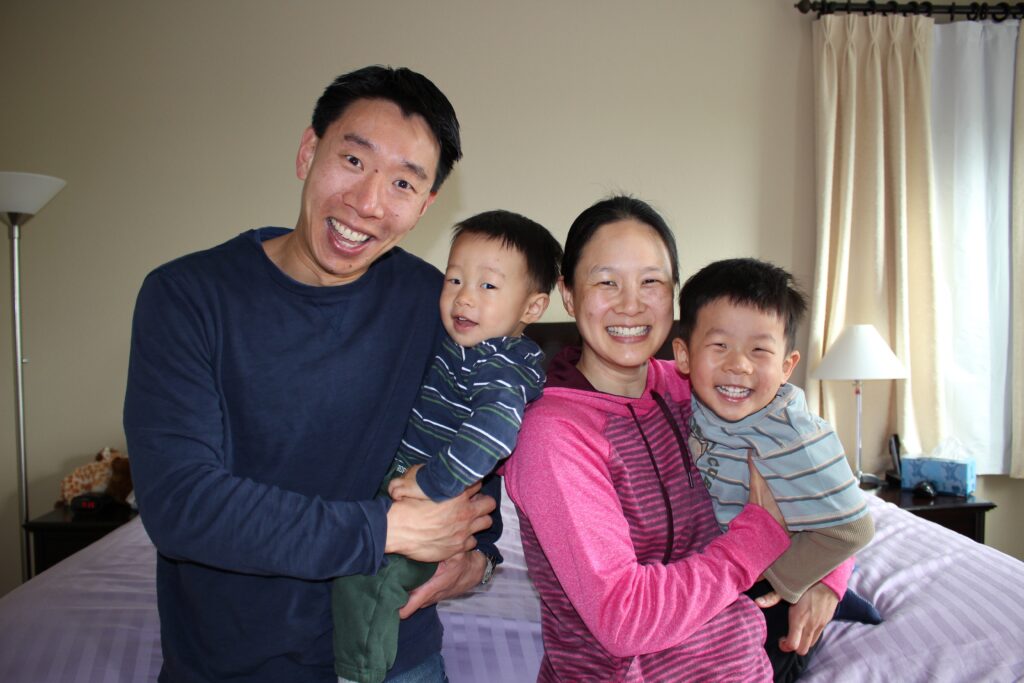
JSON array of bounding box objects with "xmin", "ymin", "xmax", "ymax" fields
[{"xmin": 125, "ymin": 270, "xmax": 490, "ymax": 580}]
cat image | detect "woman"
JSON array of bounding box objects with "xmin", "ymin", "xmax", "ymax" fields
[{"xmin": 503, "ymin": 196, "xmax": 847, "ymax": 681}]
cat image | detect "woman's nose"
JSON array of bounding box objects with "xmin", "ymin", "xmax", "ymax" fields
[{"xmin": 615, "ymin": 283, "xmax": 644, "ymax": 315}]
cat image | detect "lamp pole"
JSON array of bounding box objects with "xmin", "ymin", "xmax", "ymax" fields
[{"xmin": 7, "ymin": 215, "xmax": 31, "ymax": 581}]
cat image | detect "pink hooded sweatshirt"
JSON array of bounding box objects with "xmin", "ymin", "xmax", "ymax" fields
[{"xmin": 504, "ymin": 350, "xmax": 850, "ymax": 681}]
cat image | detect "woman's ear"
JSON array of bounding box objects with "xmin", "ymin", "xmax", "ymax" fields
[{"xmin": 557, "ymin": 277, "xmax": 575, "ymax": 318}]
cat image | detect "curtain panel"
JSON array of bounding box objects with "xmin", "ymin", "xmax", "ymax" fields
[{"xmin": 808, "ymin": 15, "xmax": 939, "ymax": 476}]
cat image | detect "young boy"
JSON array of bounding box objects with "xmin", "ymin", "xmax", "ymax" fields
[
  {"xmin": 673, "ymin": 258, "xmax": 874, "ymax": 676},
  {"xmin": 332, "ymin": 210, "xmax": 563, "ymax": 683}
]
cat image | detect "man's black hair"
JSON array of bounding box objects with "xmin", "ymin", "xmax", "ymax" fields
[
  {"xmin": 311, "ymin": 65, "xmax": 462, "ymax": 193},
  {"xmin": 678, "ymin": 258, "xmax": 808, "ymax": 352},
  {"xmin": 452, "ymin": 210, "xmax": 563, "ymax": 294}
]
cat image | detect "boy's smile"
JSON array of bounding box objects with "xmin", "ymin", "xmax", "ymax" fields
[{"xmin": 673, "ymin": 298, "xmax": 800, "ymax": 422}]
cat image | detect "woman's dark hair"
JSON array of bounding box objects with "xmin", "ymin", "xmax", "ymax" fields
[
  {"xmin": 561, "ymin": 195, "xmax": 679, "ymax": 288},
  {"xmin": 453, "ymin": 210, "xmax": 563, "ymax": 294},
  {"xmin": 311, "ymin": 65, "xmax": 462, "ymax": 193}
]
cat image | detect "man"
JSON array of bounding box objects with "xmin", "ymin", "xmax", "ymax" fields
[{"xmin": 124, "ymin": 66, "xmax": 498, "ymax": 683}]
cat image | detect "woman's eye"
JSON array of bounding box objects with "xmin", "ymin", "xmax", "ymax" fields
[
  {"xmin": 344, "ymin": 155, "xmax": 362, "ymax": 168},
  {"xmin": 395, "ymin": 179, "xmax": 413, "ymax": 191}
]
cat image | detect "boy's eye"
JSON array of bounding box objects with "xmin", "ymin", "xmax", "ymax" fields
[
  {"xmin": 482, "ymin": 283, "xmax": 497, "ymax": 290},
  {"xmin": 446, "ymin": 277, "xmax": 461, "ymax": 285}
]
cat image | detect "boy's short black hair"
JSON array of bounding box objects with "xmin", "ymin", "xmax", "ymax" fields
[
  {"xmin": 452, "ymin": 210, "xmax": 563, "ymax": 294},
  {"xmin": 311, "ymin": 65, "xmax": 462, "ymax": 193},
  {"xmin": 678, "ymin": 258, "xmax": 808, "ymax": 352}
]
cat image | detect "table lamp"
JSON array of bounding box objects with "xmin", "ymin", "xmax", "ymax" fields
[
  {"xmin": 812, "ymin": 324, "xmax": 906, "ymax": 488},
  {"xmin": 0, "ymin": 171, "xmax": 66, "ymax": 581}
]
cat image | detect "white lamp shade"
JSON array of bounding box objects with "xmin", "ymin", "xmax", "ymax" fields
[
  {"xmin": 812, "ymin": 324, "xmax": 907, "ymax": 381},
  {"xmin": 0, "ymin": 172, "xmax": 66, "ymax": 217}
]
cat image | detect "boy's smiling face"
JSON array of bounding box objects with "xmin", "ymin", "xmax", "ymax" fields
[
  {"xmin": 673, "ymin": 298, "xmax": 800, "ymax": 422},
  {"xmin": 440, "ymin": 232, "xmax": 548, "ymax": 348}
]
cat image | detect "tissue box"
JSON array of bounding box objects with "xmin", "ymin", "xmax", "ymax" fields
[{"xmin": 900, "ymin": 456, "xmax": 976, "ymax": 496}]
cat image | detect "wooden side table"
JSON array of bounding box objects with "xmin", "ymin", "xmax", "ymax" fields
[
  {"xmin": 874, "ymin": 486, "xmax": 995, "ymax": 543},
  {"xmin": 24, "ymin": 505, "xmax": 137, "ymax": 576}
]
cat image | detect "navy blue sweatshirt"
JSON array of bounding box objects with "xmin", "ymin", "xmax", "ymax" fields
[{"xmin": 124, "ymin": 229, "xmax": 502, "ymax": 682}]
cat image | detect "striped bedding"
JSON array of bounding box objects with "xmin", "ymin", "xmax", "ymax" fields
[{"xmin": 1, "ymin": 494, "xmax": 1021, "ymax": 682}]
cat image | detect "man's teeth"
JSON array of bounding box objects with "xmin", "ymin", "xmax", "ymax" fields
[
  {"xmin": 607, "ymin": 326, "xmax": 649, "ymax": 337},
  {"xmin": 717, "ymin": 385, "xmax": 752, "ymax": 399},
  {"xmin": 328, "ymin": 218, "xmax": 370, "ymax": 243}
]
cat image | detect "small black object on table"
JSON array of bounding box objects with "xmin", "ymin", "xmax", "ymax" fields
[{"xmin": 873, "ymin": 485, "xmax": 995, "ymax": 543}]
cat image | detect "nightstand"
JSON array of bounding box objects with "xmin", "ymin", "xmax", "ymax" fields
[
  {"xmin": 874, "ymin": 486, "xmax": 995, "ymax": 543},
  {"xmin": 24, "ymin": 505, "xmax": 137, "ymax": 576}
]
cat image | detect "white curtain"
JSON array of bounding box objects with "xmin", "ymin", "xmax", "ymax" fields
[{"xmin": 931, "ymin": 21, "xmax": 1020, "ymax": 475}]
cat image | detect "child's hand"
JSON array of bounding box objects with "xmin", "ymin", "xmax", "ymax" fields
[{"xmin": 388, "ymin": 464, "xmax": 430, "ymax": 501}]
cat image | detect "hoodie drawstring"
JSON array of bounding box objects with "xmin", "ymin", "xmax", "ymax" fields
[{"xmin": 627, "ymin": 391, "xmax": 695, "ymax": 565}]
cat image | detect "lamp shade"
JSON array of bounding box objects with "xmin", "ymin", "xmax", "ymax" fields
[
  {"xmin": 0, "ymin": 172, "xmax": 66, "ymax": 219},
  {"xmin": 812, "ymin": 324, "xmax": 907, "ymax": 381}
]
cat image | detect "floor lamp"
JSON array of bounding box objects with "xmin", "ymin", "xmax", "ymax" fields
[
  {"xmin": 813, "ymin": 324, "xmax": 906, "ymax": 489},
  {"xmin": 0, "ymin": 171, "xmax": 66, "ymax": 582}
]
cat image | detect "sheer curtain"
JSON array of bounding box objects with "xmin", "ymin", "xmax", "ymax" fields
[
  {"xmin": 807, "ymin": 15, "xmax": 939, "ymax": 476},
  {"xmin": 810, "ymin": 14, "xmax": 1022, "ymax": 477},
  {"xmin": 931, "ymin": 21, "xmax": 1019, "ymax": 475}
]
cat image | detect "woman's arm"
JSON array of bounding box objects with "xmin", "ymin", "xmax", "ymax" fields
[{"xmin": 505, "ymin": 411, "xmax": 790, "ymax": 658}]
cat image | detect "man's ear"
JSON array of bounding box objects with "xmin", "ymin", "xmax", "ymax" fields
[
  {"xmin": 672, "ymin": 337, "xmax": 691, "ymax": 375},
  {"xmin": 557, "ymin": 277, "xmax": 575, "ymax": 318},
  {"xmin": 296, "ymin": 127, "xmax": 318, "ymax": 180},
  {"xmin": 521, "ymin": 293, "xmax": 550, "ymax": 327},
  {"xmin": 782, "ymin": 350, "xmax": 801, "ymax": 382},
  {"xmin": 417, "ymin": 191, "xmax": 438, "ymax": 219}
]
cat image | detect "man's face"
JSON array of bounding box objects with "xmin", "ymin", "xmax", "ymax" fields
[
  {"xmin": 439, "ymin": 232, "xmax": 547, "ymax": 348},
  {"xmin": 289, "ymin": 98, "xmax": 440, "ymax": 286},
  {"xmin": 673, "ymin": 298, "xmax": 800, "ymax": 422}
]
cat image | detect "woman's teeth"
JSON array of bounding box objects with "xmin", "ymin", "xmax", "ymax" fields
[{"xmin": 607, "ymin": 326, "xmax": 650, "ymax": 337}]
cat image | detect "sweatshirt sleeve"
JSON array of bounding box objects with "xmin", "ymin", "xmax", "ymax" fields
[
  {"xmin": 123, "ymin": 270, "xmax": 387, "ymax": 581},
  {"xmin": 505, "ymin": 409, "xmax": 791, "ymax": 658}
]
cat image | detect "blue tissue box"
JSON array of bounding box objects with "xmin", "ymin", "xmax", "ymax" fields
[{"xmin": 900, "ymin": 456, "xmax": 976, "ymax": 496}]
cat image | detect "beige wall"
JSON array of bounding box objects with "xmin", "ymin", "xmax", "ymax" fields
[{"xmin": 0, "ymin": 0, "xmax": 1019, "ymax": 597}]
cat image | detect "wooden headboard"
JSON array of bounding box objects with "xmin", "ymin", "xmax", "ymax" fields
[{"xmin": 523, "ymin": 321, "xmax": 676, "ymax": 371}]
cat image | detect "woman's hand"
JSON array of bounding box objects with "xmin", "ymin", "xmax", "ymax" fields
[{"xmin": 747, "ymin": 454, "xmax": 786, "ymax": 531}]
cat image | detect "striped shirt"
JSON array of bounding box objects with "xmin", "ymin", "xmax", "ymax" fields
[
  {"xmin": 690, "ymin": 383, "xmax": 868, "ymax": 531},
  {"xmin": 396, "ymin": 334, "xmax": 544, "ymax": 501}
]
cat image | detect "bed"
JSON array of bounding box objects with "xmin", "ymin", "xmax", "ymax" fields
[{"xmin": 1, "ymin": 323, "xmax": 1023, "ymax": 682}]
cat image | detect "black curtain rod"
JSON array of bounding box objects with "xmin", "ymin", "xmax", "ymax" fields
[{"xmin": 795, "ymin": 1, "xmax": 1024, "ymax": 21}]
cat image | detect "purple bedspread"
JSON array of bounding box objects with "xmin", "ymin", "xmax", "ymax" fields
[{"xmin": 0, "ymin": 495, "xmax": 1021, "ymax": 682}]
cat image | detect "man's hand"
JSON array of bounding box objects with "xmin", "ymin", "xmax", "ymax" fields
[
  {"xmin": 388, "ymin": 464, "xmax": 430, "ymax": 501},
  {"xmin": 385, "ymin": 483, "xmax": 495, "ymax": 563},
  {"xmin": 780, "ymin": 582, "xmax": 838, "ymax": 655},
  {"xmin": 397, "ymin": 550, "xmax": 487, "ymax": 619}
]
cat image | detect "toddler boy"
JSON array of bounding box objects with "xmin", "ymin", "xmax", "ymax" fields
[
  {"xmin": 673, "ymin": 258, "xmax": 874, "ymax": 676},
  {"xmin": 332, "ymin": 210, "xmax": 562, "ymax": 683}
]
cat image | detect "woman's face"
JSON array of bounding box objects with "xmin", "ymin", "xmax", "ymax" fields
[{"xmin": 560, "ymin": 218, "xmax": 675, "ymax": 390}]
